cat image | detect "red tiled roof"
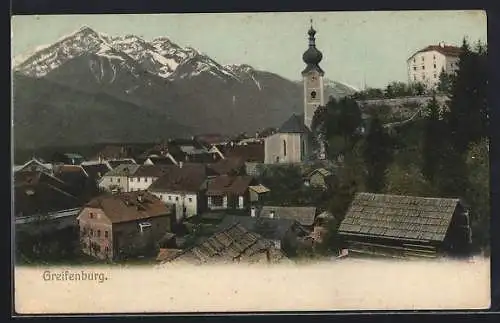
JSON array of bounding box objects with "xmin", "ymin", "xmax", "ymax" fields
[
  {"xmin": 409, "ymin": 44, "xmax": 463, "ymax": 60},
  {"xmin": 132, "ymin": 165, "xmax": 176, "ymax": 178},
  {"xmin": 84, "ymin": 191, "xmax": 172, "ymax": 224},
  {"xmin": 207, "ymin": 157, "xmax": 245, "ymax": 176},
  {"xmin": 206, "ymin": 175, "xmax": 254, "ymax": 196},
  {"xmin": 222, "ymin": 143, "xmax": 265, "ymax": 163},
  {"xmin": 148, "ymin": 163, "xmax": 208, "ymax": 193}
]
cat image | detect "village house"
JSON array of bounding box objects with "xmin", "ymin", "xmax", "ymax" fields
[
  {"xmin": 303, "ymin": 167, "xmax": 335, "ymax": 190},
  {"xmin": 14, "ymin": 171, "xmax": 81, "ymax": 219},
  {"xmin": 206, "ymin": 175, "xmax": 256, "ymax": 211},
  {"xmin": 52, "ymin": 164, "xmax": 94, "ymax": 202},
  {"xmin": 76, "ymin": 191, "xmax": 175, "ymax": 260},
  {"xmin": 98, "ymin": 164, "xmax": 140, "ymax": 193},
  {"xmin": 221, "ymin": 142, "xmax": 265, "ymax": 176},
  {"xmin": 127, "ymin": 165, "xmax": 174, "ymax": 192},
  {"xmin": 216, "ymin": 215, "xmax": 308, "ymax": 256},
  {"xmin": 148, "ymin": 163, "xmax": 209, "ymax": 222},
  {"xmin": 165, "ymin": 223, "xmax": 289, "ymax": 265},
  {"xmin": 338, "ymin": 193, "xmax": 473, "ymax": 259}
]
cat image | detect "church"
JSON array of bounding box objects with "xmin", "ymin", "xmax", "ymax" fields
[{"xmin": 264, "ymin": 21, "xmax": 326, "ymax": 164}]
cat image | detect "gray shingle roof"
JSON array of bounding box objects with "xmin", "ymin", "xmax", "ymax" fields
[
  {"xmin": 259, "ymin": 206, "xmax": 317, "ymax": 226},
  {"xmin": 217, "ymin": 215, "xmax": 297, "ymax": 241},
  {"xmin": 338, "ymin": 192, "xmax": 463, "ymax": 242},
  {"xmin": 278, "ymin": 114, "xmax": 310, "ymax": 134}
]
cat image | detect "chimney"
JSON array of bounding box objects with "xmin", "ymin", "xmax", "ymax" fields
[
  {"xmin": 269, "ymin": 210, "xmax": 275, "ymax": 219},
  {"xmin": 251, "ymin": 206, "xmax": 256, "ymax": 217},
  {"xmin": 179, "ymin": 161, "xmax": 183, "ymax": 169},
  {"xmin": 439, "ymin": 41, "xmax": 445, "ymax": 48}
]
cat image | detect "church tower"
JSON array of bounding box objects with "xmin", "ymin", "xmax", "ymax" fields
[{"xmin": 302, "ymin": 20, "xmax": 325, "ymax": 130}]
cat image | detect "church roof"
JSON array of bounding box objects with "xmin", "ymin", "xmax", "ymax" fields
[{"xmin": 278, "ymin": 114, "xmax": 310, "ymax": 134}]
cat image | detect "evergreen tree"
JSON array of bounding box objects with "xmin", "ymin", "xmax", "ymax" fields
[
  {"xmin": 421, "ymin": 96, "xmax": 445, "ymax": 182},
  {"xmin": 446, "ymin": 38, "xmax": 488, "ymax": 154},
  {"xmin": 362, "ymin": 116, "xmax": 394, "ymax": 192}
]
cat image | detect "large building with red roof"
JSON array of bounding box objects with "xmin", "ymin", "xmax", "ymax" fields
[{"xmin": 407, "ymin": 41, "xmax": 462, "ymax": 88}]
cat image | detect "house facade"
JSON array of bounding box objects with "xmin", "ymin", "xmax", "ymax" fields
[
  {"xmin": 77, "ymin": 191, "xmax": 174, "ymax": 260},
  {"xmin": 98, "ymin": 164, "xmax": 140, "ymax": 193},
  {"xmin": 128, "ymin": 165, "xmax": 174, "ymax": 192},
  {"xmin": 407, "ymin": 42, "xmax": 462, "ymax": 88},
  {"xmin": 206, "ymin": 175, "xmax": 255, "ymax": 211},
  {"xmin": 148, "ymin": 163, "xmax": 208, "ymax": 222}
]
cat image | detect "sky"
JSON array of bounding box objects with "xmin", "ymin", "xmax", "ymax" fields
[{"xmin": 11, "ymin": 11, "xmax": 487, "ymax": 89}]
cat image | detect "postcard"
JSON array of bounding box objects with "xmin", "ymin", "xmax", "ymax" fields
[{"xmin": 11, "ymin": 10, "xmax": 490, "ymax": 314}]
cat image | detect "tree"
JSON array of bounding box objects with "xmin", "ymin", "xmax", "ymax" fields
[
  {"xmin": 384, "ymin": 81, "xmax": 409, "ymax": 98},
  {"xmin": 362, "ymin": 116, "xmax": 394, "ymax": 192},
  {"xmin": 311, "ymin": 97, "xmax": 362, "ymax": 160},
  {"xmin": 436, "ymin": 69, "xmax": 455, "ymax": 94},
  {"xmin": 465, "ymin": 138, "xmax": 490, "ymax": 252},
  {"xmin": 446, "ymin": 38, "xmax": 488, "ymax": 154},
  {"xmin": 421, "ymin": 96, "xmax": 446, "ymax": 182},
  {"xmin": 384, "ymin": 163, "xmax": 437, "ymax": 196}
]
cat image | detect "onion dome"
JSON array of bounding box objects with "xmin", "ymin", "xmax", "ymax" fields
[{"xmin": 302, "ymin": 21, "xmax": 324, "ymax": 75}]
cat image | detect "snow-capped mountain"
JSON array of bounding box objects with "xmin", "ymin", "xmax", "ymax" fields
[{"xmin": 12, "ymin": 26, "xmax": 357, "ymax": 149}]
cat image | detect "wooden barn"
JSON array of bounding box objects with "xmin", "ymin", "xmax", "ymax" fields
[{"xmin": 337, "ymin": 193, "xmax": 472, "ymax": 259}]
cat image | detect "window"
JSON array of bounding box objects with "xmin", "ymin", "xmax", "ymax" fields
[
  {"xmin": 90, "ymin": 229, "xmax": 94, "ymax": 236},
  {"xmin": 168, "ymin": 196, "xmax": 172, "ymax": 201},
  {"xmin": 434, "ymin": 73, "xmax": 437, "ymax": 79},
  {"xmin": 110, "ymin": 178, "xmax": 113, "ymax": 182},
  {"xmin": 104, "ymin": 231, "xmax": 109, "ymax": 238},
  {"xmin": 413, "ymin": 66, "xmax": 416, "ymax": 71},
  {"xmin": 413, "ymin": 58, "xmax": 416, "ymax": 63},
  {"xmin": 188, "ymin": 197, "xmax": 193, "ymax": 203},
  {"xmin": 97, "ymin": 230, "xmax": 101, "ymax": 237},
  {"xmin": 117, "ymin": 178, "xmax": 121, "ymax": 183},
  {"xmin": 434, "ymin": 63, "xmax": 437, "ymax": 69},
  {"xmin": 89, "ymin": 212, "xmax": 94, "ymax": 219},
  {"xmin": 422, "ymin": 65, "xmax": 425, "ymax": 70},
  {"xmin": 212, "ymin": 195, "xmax": 223, "ymax": 206},
  {"xmin": 283, "ymin": 140, "xmax": 287, "ymax": 157},
  {"xmin": 139, "ymin": 222, "xmax": 152, "ymax": 233},
  {"xmin": 175, "ymin": 196, "xmax": 179, "ymax": 201},
  {"xmin": 144, "ymin": 178, "xmax": 148, "ymax": 183},
  {"xmin": 433, "ymin": 55, "xmax": 436, "ymax": 60}
]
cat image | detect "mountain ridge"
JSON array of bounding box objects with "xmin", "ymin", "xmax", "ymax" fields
[{"xmin": 13, "ymin": 26, "xmax": 358, "ymax": 149}]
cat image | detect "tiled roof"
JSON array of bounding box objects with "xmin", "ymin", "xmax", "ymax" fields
[
  {"xmin": 259, "ymin": 206, "xmax": 317, "ymax": 226},
  {"xmin": 103, "ymin": 164, "xmax": 140, "ymax": 177},
  {"xmin": 206, "ymin": 175, "xmax": 254, "ymax": 196},
  {"xmin": 222, "ymin": 143, "xmax": 265, "ymax": 163},
  {"xmin": 409, "ymin": 44, "xmax": 463, "ymax": 60},
  {"xmin": 338, "ymin": 193, "xmax": 463, "ymax": 242},
  {"xmin": 307, "ymin": 168, "xmax": 332, "ymax": 178},
  {"xmin": 148, "ymin": 164, "xmax": 208, "ymax": 193},
  {"xmin": 171, "ymin": 223, "xmax": 287, "ymax": 265},
  {"xmin": 132, "ymin": 165, "xmax": 176, "ymax": 178},
  {"xmin": 249, "ymin": 184, "xmax": 271, "ymax": 194},
  {"xmin": 83, "ymin": 191, "xmax": 172, "ymax": 224},
  {"xmin": 14, "ymin": 182, "xmax": 81, "ymax": 217},
  {"xmin": 217, "ymin": 215, "xmax": 297, "ymax": 241},
  {"xmin": 207, "ymin": 157, "xmax": 245, "ymax": 176},
  {"xmin": 278, "ymin": 114, "xmax": 310, "ymax": 134},
  {"xmin": 81, "ymin": 163, "xmax": 111, "ymax": 181}
]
